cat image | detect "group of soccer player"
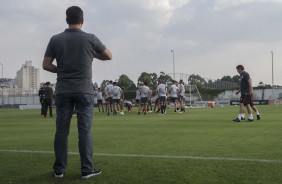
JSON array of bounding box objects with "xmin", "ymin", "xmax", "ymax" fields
[
  {"xmin": 94, "ymin": 79, "xmax": 187, "ymax": 116},
  {"xmin": 94, "ymin": 80, "xmax": 125, "ymax": 116}
]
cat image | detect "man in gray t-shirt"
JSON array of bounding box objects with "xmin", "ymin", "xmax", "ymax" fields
[{"xmin": 42, "ymin": 6, "xmax": 112, "ymax": 179}]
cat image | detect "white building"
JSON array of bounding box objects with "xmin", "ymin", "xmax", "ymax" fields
[{"xmin": 15, "ymin": 61, "xmax": 40, "ymax": 93}]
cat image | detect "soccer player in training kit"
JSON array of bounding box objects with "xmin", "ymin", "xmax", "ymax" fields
[
  {"xmin": 157, "ymin": 80, "xmax": 167, "ymax": 115},
  {"xmin": 233, "ymin": 65, "xmax": 260, "ymax": 122},
  {"xmin": 169, "ymin": 80, "xmax": 179, "ymax": 112},
  {"xmin": 135, "ymin": 84, "xmax": 141, "ymax": 114},
  {"xmin": 104, "ymin": 80, "xmax": 113, "ymax": 116},
  {"xmin": 139, "ymin": 82, "xmax": 151, "ymax": 115},
  {"xmin": 235, "ymin": 88, "xmax": 261, "ymax": 120},
  {"xmin": 110, "ymin": 82, "xmax": 124, "ymax": 115},
  {"xmin": 95, "ymin": 88, "xmax": 104, "ymax": 113},
  {"xmin": 178, "ymin": 79, "xmax": 185, "ymax": 113}
]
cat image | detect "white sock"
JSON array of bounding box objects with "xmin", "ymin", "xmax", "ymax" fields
[
  {"xmin": 237, "ymin": 114, "xmax": 241, "ymax": 119},
  {"xmin": 241, "ymin": 113, "xmax": 245, "ymax": 119},
  {"xmin": 249, "ymin": 114, "xmax": 253, "ymax": 120},
  {"xmin": 256, "ymin": 111, "xmax": 260, "ymax": 115}
]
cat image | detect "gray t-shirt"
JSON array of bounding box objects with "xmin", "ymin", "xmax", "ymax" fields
[
  {"xmin": 157, "ymin": 83, "xmax": 166, "ymax": 97},
  {"xmin": 240, "ymin": 71, "xmax": 251, "ymax": 95},
  {"xmin": 44, "ymin": 28, "xmax": 106, "ymax": 95}
]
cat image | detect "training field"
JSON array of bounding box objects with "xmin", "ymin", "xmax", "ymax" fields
[{"xmin": 0, "ymin": 105, "xmax": 282, "ymax": 184}]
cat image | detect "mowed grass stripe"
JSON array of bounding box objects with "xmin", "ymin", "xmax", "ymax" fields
[{"xmin": 1, "ymin": 149, "xmax": 282, "ymax": 164}]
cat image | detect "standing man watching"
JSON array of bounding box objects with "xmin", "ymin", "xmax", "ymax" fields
[
  {"xmin": 42, "ymin": 6, "xmax": 112, "ymax": 179},
  {"xmin": 43, "ymin": 82, "xmax": 54, "ymax": 118},
  {"xmin": 38, "ymin": 83, "xmax": 45, "ymax": 116},
  {"xmin": 233, "ymin": 65, "xmax": 254, "ymax": 122}
]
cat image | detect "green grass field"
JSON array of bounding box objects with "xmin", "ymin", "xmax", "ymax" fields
[{"xmin": 0, "ymin": 105, "xmax": 282, "ymax": 184}]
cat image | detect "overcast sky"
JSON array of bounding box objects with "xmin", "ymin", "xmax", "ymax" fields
[{"xmin": 1, "ymin": 0, "xmax": 282, "ymax": 86}]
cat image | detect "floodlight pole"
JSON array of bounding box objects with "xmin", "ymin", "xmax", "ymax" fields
[
  {"xmin": 171, "ymin": 50, "xmax": 175, "ymax": 80},
  {"xmin": 271, "ymin": 51, "xmax": 274, "ymax": 100}
]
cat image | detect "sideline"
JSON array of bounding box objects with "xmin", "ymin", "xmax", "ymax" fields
[{"xmin": 1, "ymin": 149, "xmax": 282, "ymax": 164}]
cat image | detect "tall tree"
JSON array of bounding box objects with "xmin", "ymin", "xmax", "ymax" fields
[
  {"xmin": 100, "ymin": 80, "xmax": 108, "ymax": 90},
  {"xmin": 138, "ymin": 72, "xmax": 152, "ymax": 85},
  {"xmin": 117, "ymin": 74, "xmax": 133, "ymax": 90},
  {"xmin": 188, "ymin": 74, "xmax": 207, "ymax": 86},
  {"xmin": 158, "ymin": 71, "xmax": 172, "ymax": 83},
  {"xmin": 150, "ymin": 73, "xmax": 158, "ymax": 87},
  {"xmin": 221, "ymin": 76, "xmax": 233, "ymax": 82},
  {"xmin": 232, "ymin": 75, "xmax": 240, "ymax": 84}
]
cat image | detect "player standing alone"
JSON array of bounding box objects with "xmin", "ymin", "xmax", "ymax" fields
[{"xmin": 233, "ymin": 65, "xmax": 259, "ymax": 122}]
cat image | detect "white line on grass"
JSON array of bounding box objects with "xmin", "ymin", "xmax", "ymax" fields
[{"xmin": 1, "ymin": 149, "xmax": 282, "ymax": 164}]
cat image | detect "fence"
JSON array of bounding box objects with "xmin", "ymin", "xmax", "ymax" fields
[{"xmin": 0, "ymin": 95, "xmax": 40, "ymax": 107}]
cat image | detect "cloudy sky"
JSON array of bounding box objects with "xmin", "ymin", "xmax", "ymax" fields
[{"xmin": 1, "ymin": 0, "xmax": 282, "ymax": 86}]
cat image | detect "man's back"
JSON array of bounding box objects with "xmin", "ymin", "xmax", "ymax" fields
[
  {"xmin": 45, "ymin": 29, "xmax": 106, "ymax": 95},
  {"xmin": 111, "ymin": 86, "xmax": 122, "ymax": 99},
  {"xmin": 170, "ymin": 84, "xmax": 178, "ymax": 97},
  {"xmin": 104, "ymin": 84, "xmax": 113, "ymax": 97},
  {"xmin": 240, "ymin": 71, "xmax": 250, "ymax": 95},
  {"xmin": 157, "ymin": 83, "xmax": 166, "ymax": 97},
  {"xmin": 140, "ymin": 85, "xmax": 150, "ymax": 98},
  {"xmin": 42, "ymin": 6, "xmax": 112, "ymax": 179}
]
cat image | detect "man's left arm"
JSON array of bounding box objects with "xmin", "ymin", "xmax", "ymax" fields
[{"xmin": 42, "ymin": 57, "xmax": 57, "ymax": 73}]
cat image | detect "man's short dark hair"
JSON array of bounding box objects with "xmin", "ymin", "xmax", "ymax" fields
[
  {"xmin": 66, "ymin": 6, "xmax": 84, "ymax": 25},
  {"xmin": 236, "ymin": 65, "xmax": 244, "ymax": 70}
]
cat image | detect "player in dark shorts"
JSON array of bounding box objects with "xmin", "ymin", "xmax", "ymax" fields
[
  {"xmin": 135, "ymin": 84, "xmax": 141, "ymax": 115},
  {"xmin": 157, "ymin": 80, "xmax": 167, "ymax": 115},
  {"xmin": 235, "ymin": 88, "xmax": 260, "ymax": 120},
  {"xmin": 233, "ymin": 65, "xmax": 257, "ymax": 122},
  {"xmin": 178, "ymin": 80, "xmax": 185, "ymax": 113},
  {"xmin": 139, "ymin": 82, "xmax": 151, "ymax": 115},
  {"xmin": 96, "ymin": 88, "xmax": 104, "ymax": 113},
  {"xmin": 104, "ymin": 81, "xmax": 113, "ymax": 115}
]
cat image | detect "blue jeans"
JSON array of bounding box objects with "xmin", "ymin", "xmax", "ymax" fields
[{"xmin": 53, "ymin": 94, "xmax": 94, "ymax": 174}]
